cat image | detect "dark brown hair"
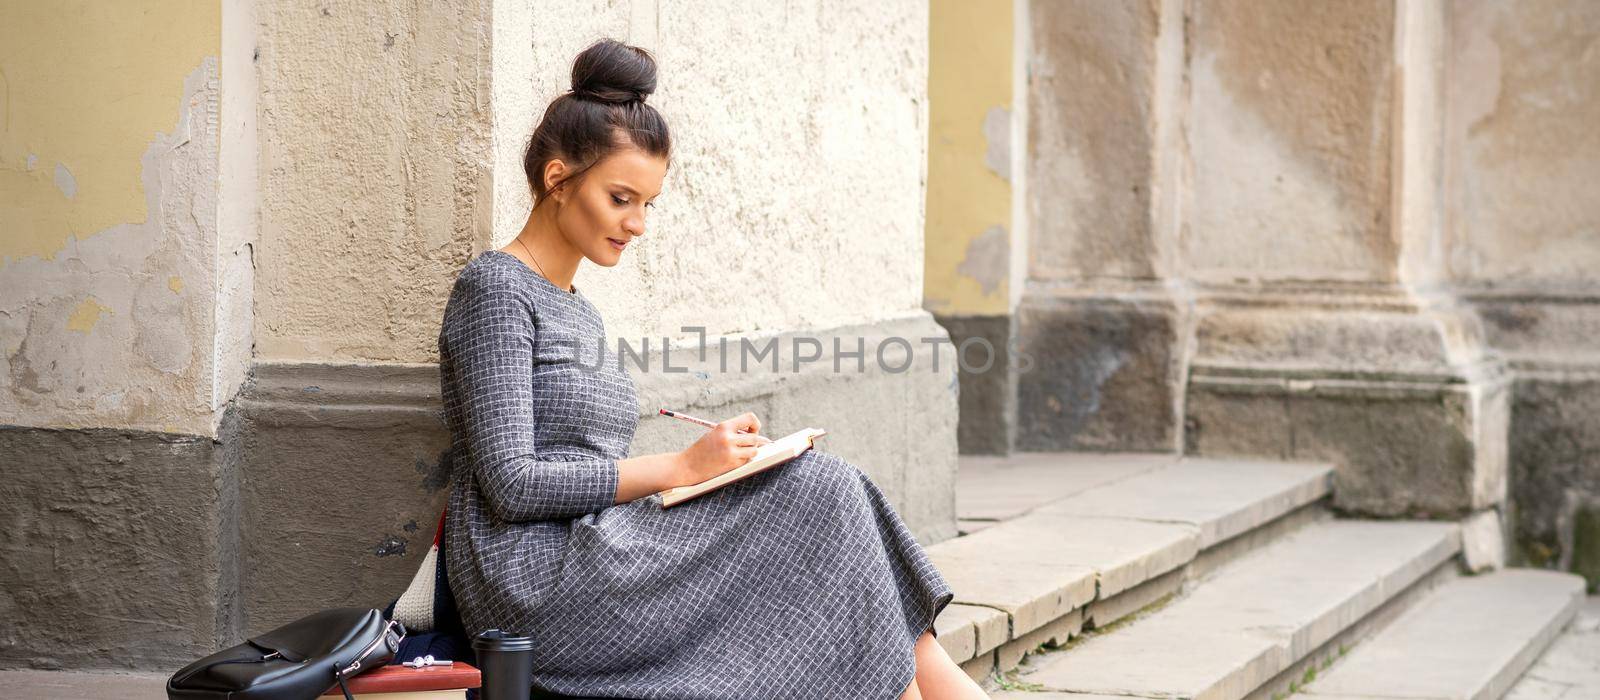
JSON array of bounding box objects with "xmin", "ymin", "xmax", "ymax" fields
[{"xmin": 523, "ymin": 38, "xmax": 672, "ymax": 208}]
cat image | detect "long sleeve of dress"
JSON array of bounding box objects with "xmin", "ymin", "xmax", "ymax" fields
[{"xmin": 447, "ymin": 275, "xmax": 621, "ymax": 522}]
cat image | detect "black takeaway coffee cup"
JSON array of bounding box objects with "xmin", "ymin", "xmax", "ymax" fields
[{"xmin": 471, "ymin": 629, "xmax": 535, "ymax": 700}]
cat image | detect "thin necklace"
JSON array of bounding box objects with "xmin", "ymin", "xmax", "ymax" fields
[{"xmin": 514, "ymin": 235, "xmax": 572, "ymax": 294}]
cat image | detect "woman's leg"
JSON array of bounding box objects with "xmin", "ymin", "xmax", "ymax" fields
[
  {"xmin": 899, "ymin": 675, "xmax": 924, "ymax": 700},
  {"xmin": 912, "ymin": 630, "xmax": 990, "ymax": 699}
]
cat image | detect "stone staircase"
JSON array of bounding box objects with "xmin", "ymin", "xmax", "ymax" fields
[
  {"xmin": 942, "ymin": 452, "xmax": 1590, "ymax": 700},
  {"xmin": 4, "ymin": 451, "xmax": 1592, "ymax": 700}
]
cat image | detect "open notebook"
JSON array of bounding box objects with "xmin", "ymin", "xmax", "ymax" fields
[{"xmin": 656, "ymin": 427, "xmax": 827, "ymax": 508}]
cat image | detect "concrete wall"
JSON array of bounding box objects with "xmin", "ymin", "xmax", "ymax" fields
[
  {"xmin": 994, "ymin": 0, "xmax": 1514, "ymax": 520},
  {"xmin": 1028, "ymin": 0, "xmax": 1162, "ymax": 283},
  {"xmin": 988, "ymin": 0, "xmax": 1595, "ymax": 578},
  {"xmin": 0, "ymin": 0, "xmax": 257, "ymax": 670},
  {"xmin": 1443, "ymin": 0, "xmax": 1600, "ymax": 581},
  {"xmin": 1011, "ymin": 0, "xmax": 1188, "ymax": 454},
  {"xmin": 1445, "ymin": 0, "xmax": 1600, "ymax": 287},
  {"xmin": 1180, "ymin": 0, "xmax": 1507, "ymax": 520},
  {"xmin": 1186, "ymin": 0, "xmax": 1396, "ymax": 284},
  {"xmin": 253, "ymin": 0, "xmax": 494, "ymax": 363},
  {"xmin": 567, "ymin": 0, "xmax": 931, "ymax": 343},
  {"xmin": 257, "ymin": 0, "xmax": 931, "ymax": 364},
  {"xmin": 2, "ymin": 0, "xmax": 953, "ymax": 669}
]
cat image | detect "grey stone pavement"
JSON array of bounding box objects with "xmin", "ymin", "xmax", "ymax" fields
[{"xmin": 1506, "ymin": 595, "xmax": 1600, "ymax": 700}]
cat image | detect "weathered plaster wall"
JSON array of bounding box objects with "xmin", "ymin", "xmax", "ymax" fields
[
  {"xmin": 490, "ymin": 0, "xmax": 628, "ymax": 247},
  {"xmin": 533, "ymin": 0, "xmax": 932, "ymax": 348},
  {"xmin": 1186, "ymin": 0, "xmax": 1396, "ymax": 283},
  {"xmin": 1027, "ymin": 0, "xmax": 1160, "ymax": 283},
  {"xmin": 0, "ymin": 420, "xmax": 244, "ymax": 670},
  {"xmin": 925, "ymin": 0, "xmax": 1014, "ymax": 317},
  {"xmin": 0, "ymin": 1, "xmax": 259, "ymax": 670},
  {"xmin": 1446, "ymin": 0, "xmax": 1600, "ymax": 286},
  {"xmin": 257, "ymin": 0, "xmax": 930, "ymax": 364},
  {"xmin": 216, "ymin": 0, "xmax": 260, "ymax": 415},
  {"xmin": 1394, "ymin": 0, "xmax": 1448, "ymax": 290},
  {"xmin": 926, "ymin": 0, "xmax": 1026, "ymax": 454},
  {"xmin": 254, "ymin": 0, "xmax": 494, "ymax": 363},
  {"xmin": 1444, "ymin": 0, "xmax": 1600, "ymax": 580},
  {"xmin": 0, "ymin": 2, "xmax": 240, "ymax": 436},
  {"xmin": 1010, "ymin": 0, "xmax": 1191, "ymax": 455}
]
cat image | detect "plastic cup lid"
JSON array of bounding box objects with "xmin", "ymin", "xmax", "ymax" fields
[{"xmin": 471, "ymin": 629, "xmax": 535, "ymax": 652}]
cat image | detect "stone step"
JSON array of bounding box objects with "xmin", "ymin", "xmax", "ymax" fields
[
  {"xmin": 0, "ymin": 669, "xmax": 167, "ymax": 700},
  {"xmin": 933, "ymin": 455, "xmax": 1334, "ymax": 673},
  {"xmin": 956, "ymin": 452, "xmax": 1178, "ymax": 530},
  {"xmin": 994, "ymin": 519, "xmax": 1461, "ymax": 700},
  {"xmin": 1506, "ymin": 595, "xmax": 1600, "ymax": 700},
  {"xmin": 1299, "ymin": 570, "xmax": 1586, "ymax": 700},
  {"xmin": 1031, "ymin": 456, "xmax": 1334, "ymax": 549}
]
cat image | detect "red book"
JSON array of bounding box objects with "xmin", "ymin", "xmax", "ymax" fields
[{"xmin": 321, "ymin": 662, "xmax": 481, "ymax": 697}]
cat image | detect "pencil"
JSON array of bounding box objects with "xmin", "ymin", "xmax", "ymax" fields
[
  {"xmin": 658, "ymin": 408, "xmax": 772, "ymax": 444},
  {"xmin": 658, "ymin": 408, "xmax": 716, "ymax": 429}
]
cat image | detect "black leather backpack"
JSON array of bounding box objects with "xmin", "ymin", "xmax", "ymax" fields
[{"xmin": 167, "ymin": 607, "xmax": 405, "ymax": 700}]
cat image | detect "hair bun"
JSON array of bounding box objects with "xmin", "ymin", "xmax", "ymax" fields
[{"xmin": 570, "ymin": 38, "xmax": 657, "ymax": 105}]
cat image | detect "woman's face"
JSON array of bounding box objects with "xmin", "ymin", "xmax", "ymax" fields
[{"xmin": 549, "ymin": 146, "xmax": 668, "ymax": 267}]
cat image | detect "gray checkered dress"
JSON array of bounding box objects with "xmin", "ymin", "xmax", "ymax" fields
[{"xmin": 439, "ymin": 251, "xmax": 955, "ymax": 699}]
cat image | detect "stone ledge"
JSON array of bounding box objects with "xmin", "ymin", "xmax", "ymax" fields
[
  {"xmin": 931, "ymin": 456, "xmax": 1334, "ymax": 665},
  {"xmin": 244, "ymin": 312, "xmax": 958, "ymax": 426}
]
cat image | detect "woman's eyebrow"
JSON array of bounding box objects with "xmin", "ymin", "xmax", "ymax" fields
[{"xmin": 613, "ymin": 183, "xmax": 659, "ymax": 200}]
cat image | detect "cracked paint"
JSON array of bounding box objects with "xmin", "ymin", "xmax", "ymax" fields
[
  {"xmin": 926, "ymin": 0, "xmax": 1014, "ymax": 317},
  {"xmin": 1, "ymin": 6, "xmax": 223, "ymax": 434},
  {"xmin": 0, "ymin": 2, "xmax": 220, "ymax": 266}
]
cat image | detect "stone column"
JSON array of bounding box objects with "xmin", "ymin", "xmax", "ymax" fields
[
  {"xmin": 244, "ymin": 0, "xmax": 959, "ymax": 634},
  {"xmin": 1182, "ymin": 0, "xmax": 1509, "ymax": 519},
  {"xmin": 925, "ymin": 0, "xmax": 1030, "ymax": 454},
  {"xmin": 1014, "ymin": 0, "xmax": 1190, "ymax": 453},
  {"xmin": 1443, "ymin": 0, "xmax": 1600, "ymax": 580},
  {"xmin": 0, "ymin": 0, "xmax": 257, "ymax": 669}
]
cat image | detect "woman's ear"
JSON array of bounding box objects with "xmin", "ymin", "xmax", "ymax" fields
[{"xmin": 544, "ymin": 159, "xmax": 569, "ymax": 203}]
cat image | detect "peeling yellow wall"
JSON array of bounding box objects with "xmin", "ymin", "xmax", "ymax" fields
[
  {"xmin": 0, "ymin": 2, "xmax": 227, "ymax": 436},
  {"xmin": 925, "ymin": 0, "xmax": 1013, "ymax": 317},
  {"xmin": 0, "ymin": 1, "xmax": 220, "ymax": 267}
]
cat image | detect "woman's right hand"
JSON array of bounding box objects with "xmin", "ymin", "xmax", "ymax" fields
[{"xmin": 673, "ymin": 412, "xmax": 768, "ymax": 487}]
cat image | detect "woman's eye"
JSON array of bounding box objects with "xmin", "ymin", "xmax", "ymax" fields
[{"xmin": 611, "ymin": 195, "xmax": 629, "ymax": 206}]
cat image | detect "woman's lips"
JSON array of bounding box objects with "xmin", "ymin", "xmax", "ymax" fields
[{"xmin": 608, "ymin": 238, "xmax": 628, "ymax": 251}]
